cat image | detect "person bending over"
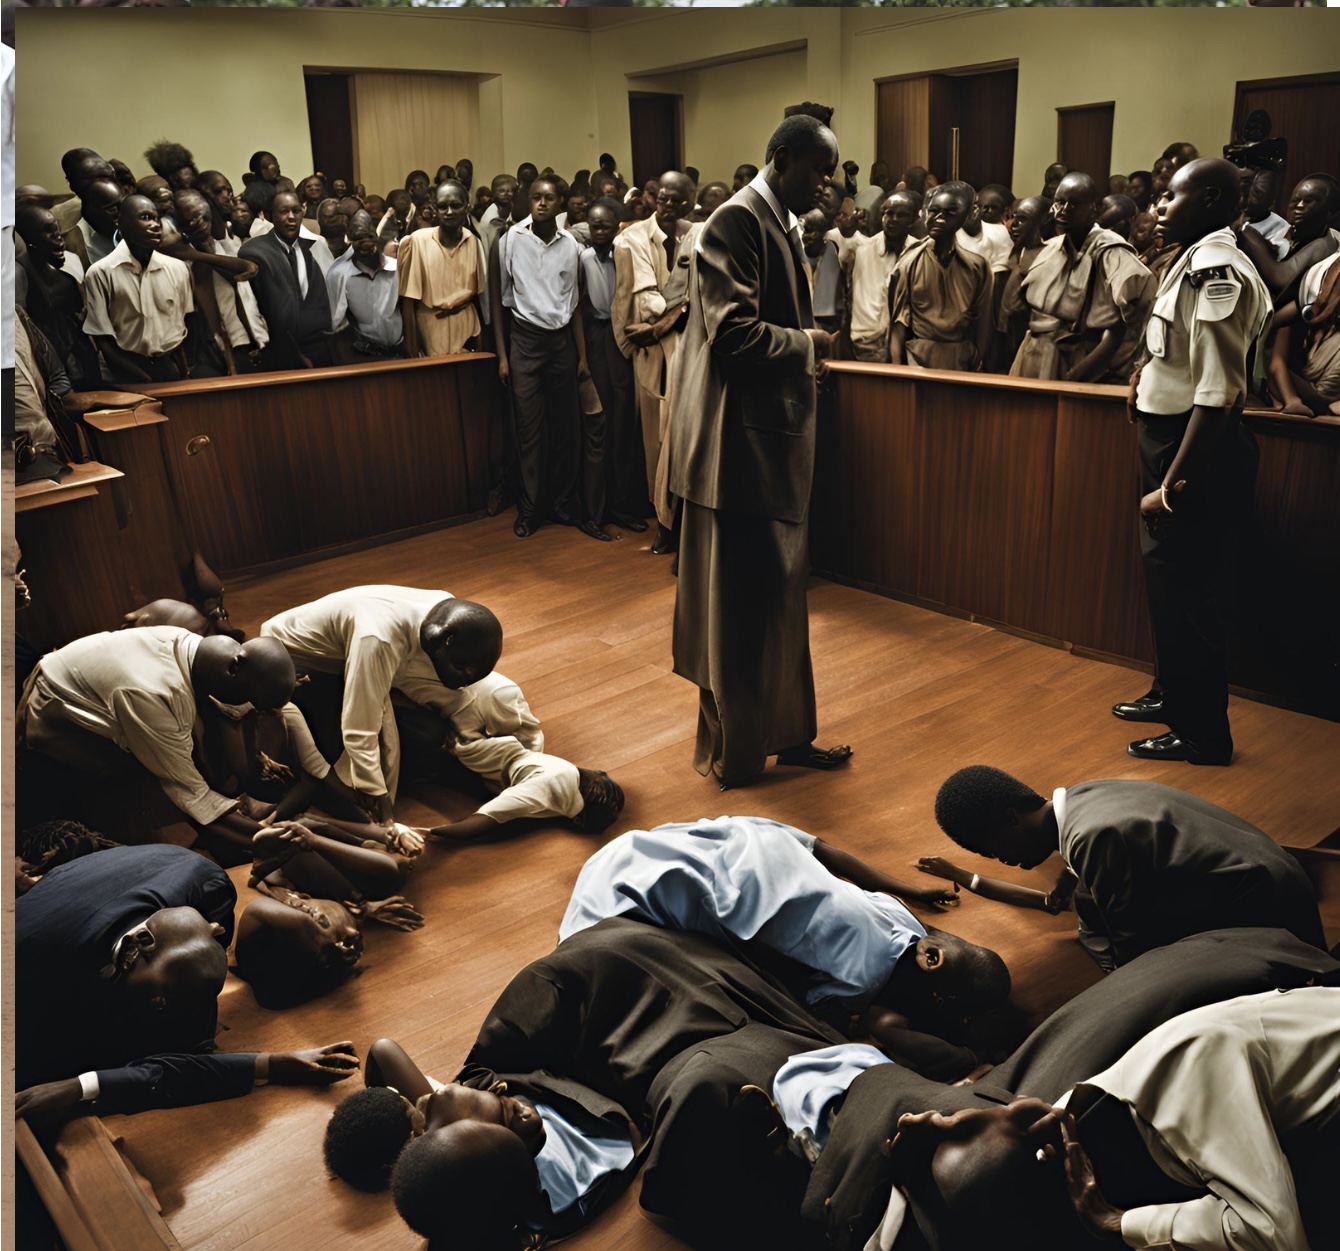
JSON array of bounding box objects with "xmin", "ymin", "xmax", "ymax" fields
[
  {"xmin": 921, "ymin": 765, "xmax": 1324, "ymax": 972},
  {"xmin": 560, "ymin": 814, "xmax": 1008, "ymax": 1078}
]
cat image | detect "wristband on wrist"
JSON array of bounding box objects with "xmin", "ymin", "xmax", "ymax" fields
[
  {"xmin": 969, "ymin": 873, "xmax": 981, "ymax": 892},
  {"xmin": 254, "ymin": 1054, "xmax": 270, "ymax": 1086}
]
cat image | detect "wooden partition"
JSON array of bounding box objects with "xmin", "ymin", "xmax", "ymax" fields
[
  {"xmin": 14, "ymin": 355, "xmax": 498, "ymax": 653},
  {"xmin": 815, "ymin": 363, "xmax": 1340, "ymax": 720}
]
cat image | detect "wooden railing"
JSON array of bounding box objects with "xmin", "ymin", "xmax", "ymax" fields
[{"xmin": 814, "ymin": 362, "xmax": 1340, "ymax": 720}]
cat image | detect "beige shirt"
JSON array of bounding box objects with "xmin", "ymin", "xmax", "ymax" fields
[
  {"xmin": 27, "ymin": 627, "xmax": 236, "ymax": 825},
  {"xmin": 956, "ymin": 220, "xmax": 1012, "ymax": 273},
  {"xmin": 890, "ymin": 237, "xmax": 993, "ymax": 344},
  {"xmin": 1021, "ymin": 226, "xmax": 1153, "ymax": 336},
  {"xmin": 213, "ymin": 233, "xmax": 269, "ymax": 349},
  {"xmin": 826, "ymin": 226, "xmax": 867, "ymax": 270},
  {"xmin": 458, "ymin": 736, "xmax": 583, "ymax": 824},
  {"xmin": 1135, "ymin": 228, "xmax": 1272, "ymax": 415},
  {"xmin": 846, "ymin": 232, "xmax": 912, "ymax": 353},
  {"xmin": 448, "ymin": 671, "xmax": 543, "ymax": 753},
  {"xmin": 260, "ymin": 586, "xmax": 454, "ymax": 798},
  {"xmin": 397, "ymin": 227, "xmax": 486, "ymax": 356},
  {"xmin": 82, "ymin": 240, "xmax": 193, "ymax": 356},
  {"xmin": 1080, "ymin": 987, "xmax": 1340, "ymax": 1251}
]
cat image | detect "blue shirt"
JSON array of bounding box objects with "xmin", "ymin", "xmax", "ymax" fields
[
  {"xmin": 533, "ymin": 1101, "xmax": 634, "ymax": 1219},
  {"xmin": 771, "ymin": 1043, "xmax": 891, "ymax": 1155},
  {"xmin": 559, "ymin": 816, "xmax": 926, "ymax": 1013}
]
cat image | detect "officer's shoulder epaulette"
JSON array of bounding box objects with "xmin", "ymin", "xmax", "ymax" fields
[{"xmin": 1188, "ymin": 239, "xmax": 1242, "ymax": 274}]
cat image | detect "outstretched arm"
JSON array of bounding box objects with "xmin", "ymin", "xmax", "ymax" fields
[
  {"xmin": 813, "ymin": 838, "xmax": 959, "ymax": 909},
  {"xmin": 365, "ymin": 1038, "xmax": 433, "ymax": 1100},
  {"xmin": 917, "ymin": 856, "xmax": 1076, "ymax": 914},
  {"xmin": 424, "ymin": 812, "xmax": 504, "ymax": 843}
]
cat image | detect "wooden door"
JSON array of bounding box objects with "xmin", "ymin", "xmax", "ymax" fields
[
  {"xmin": 305, "ymin": 73, "xmax": 356, "ymax": 190},
  {"xmin": 1234, "ymin": 73, "xmax": 1340, "ymax": 213},
  {"xmin": 1057, "ymin": 102, "xmax": 1115, "ymax": 187},
  {"xmin": 628, "ymin": 93, "xmax": 682, "ymax": 189}
]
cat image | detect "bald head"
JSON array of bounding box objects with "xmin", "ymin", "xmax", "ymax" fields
[
  {"xmin": 192, "ymin": 635, "xmax": 296, "ymax": 710},
  {"xmin": 654, "ymin": 171, "xmax": 696, "ymax": 231},
  {"xmin": 1052, "ymin": 172, "xmax": 1101, "ymax": 242},
  {"xmin": 122, "ymin": 905, "xmax": 228, "ymax": 1014},
  {"xmin": 420, "ymin": 599, "xmax": 503, "ymax": 690},
  {"xmin": 1159, "ymin": 158, "xmax": 1246, "ymax": 244}
]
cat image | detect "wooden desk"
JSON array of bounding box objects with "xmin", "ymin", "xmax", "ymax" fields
[{"xmin": 815, "ymin": 363, "xmax": 1340, "ymax": 719}]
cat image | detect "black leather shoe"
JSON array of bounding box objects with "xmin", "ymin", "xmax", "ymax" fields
[
  {"xmin": 610, "ymin": 512, "xmax": 649, "ymax": 533},
  {"xmin": 1127, "ymin": 732, "xmax": 1232, "ymax": 766},
  {"xmin": 513, "ymin": 515, "xmax": 536, "ymax": 539},
  {"xmin": 576, "ymin": 519, "xmax": 614, "ymax": 542},
  {"xmin": 1111, "ymin": 690, "xmax": 1165, "ymax": 722},
  {"xmin": 650, "ymin": 523, "xmax": 677, "ymax": 555}
]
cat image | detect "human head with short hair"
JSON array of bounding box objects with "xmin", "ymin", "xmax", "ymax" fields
[
  {"xmin": 819, "ymin": 181, "xmax": 845, "ymax": 225},
  {"xmin": 491, "ymin": 175, "xmax": 517, "ymax": 219},
  {"xmin": 1009, "ymin": 195, "xmax": 1047, "ymax": 249},
  {"xmin": 116, "ymin": 904, "xmax": 229, "ymax": 1020},
  {"xmin": 347, "ymin": 209, "xmax": 382, "ymax": 269},
  {"xmin": 801, "ymin": 208, "xmax": 829, "ymax": 257},
  {"xmin": 241, "ymin": 177, "xmax": 277, "ymax": 221},
  {"xmin": 925, "ymin": 185, "xmax": 972, "ymax": 249},
  {"xmin": 733, "ymin": 163, "xmax": 759, "ymax": 193},
  {"xmin": 233, "ymin": 894, "xmax": 362, "ymax": 1009},
  {"xmin": 316, "ymin": 197, "xmax": 347, "ymax": 241},
  {"xmin": 15, "ymin": 203, "xmax": 67, "ymax": 271},
  {"xmin": 391, "ymin": 1118, "xmax": 543, "ymax": 1249},
  {"xmin": 1051, "ymin": 171, "xmax": 1101, "ymax": 246},
  {"xmin": 109, "ymin": 157, "xmax": 137, "ymax": 193},
  {"xmin": 191, "ymin": 634, "xmax": 296, "ymax": 709},
  {"xmin": 1285, "ymin": 173, "xmax": 1338, "ymax": 244},
  {"xmin": 1162, "ymin": 140, "xmax": 1198, "ymax": 170},
  {"xmin": 62, "ymin": 147, "xmax": 111, "ymax": 189},
  {"xmin": 144, "ymin": 139, "xmax": 197, "ymax": 191},
  {"xmin": 434, "ymin": 179, "xmax": 469, "ymax": 239},
  {"xmin": 249, "ymin": 151, "xmax": 281, "ymax": 185},
  {"xmin": 455, "ymin": 158, "xmax": 474, "ymax": 191},
  {"xmin": 405, "ymin": 169, "xmax": 431, "ymax": 204},
  {"xmin": 324, "ymin": 1086, "xmax": 416, "ymax": 1190},
  {"xmin": 975, "ymin": 184, "xmax": 1012, "ymax": 226},
  {"xmin": 81, "ymin": 177, "xmax": 125, "ymax": 238},
  {"xmin": 135, "ymin": 175, "xmax": 176, "ymax": 220},
  {"xmin": 420, "ymin": 599, "xmax": 503, "ymax": 690},
  {"xmin": 1041, "ymin": 162, "xmax": 1067, "ymax": 199},
  {"xmin": 764, "ymin": 114, "xmax": 839, "ymax": 218},
  {"xmin": 516, "ymin": 162, "xmax": 539, "ymax": 187},
  {"xmin": 1097, "ymin": 193, "xmax": 1138, "ymax": 240},
  {"xmin": 881, "ymin": 191, "xmax": 919, "ymax": 249},
  {"xmin": 575, "ymin": 769, "xmax": 625, "ymax": 834},
  {"xmin": 934, "ymin": 765, "xmax": 1052, "ymax": 867},
  {"xmin": 653, "ymin": 171, "xmax": 695, "ymax": 233},
  {"xmin": 1151, "ymin": 157, "xmax": 1174, "ymax": 195},
  {"xmin": 1158, "ymin": 158, "xmax": 1248, "ymax": 246},
  {"xmin": 270, "ymin": 189, "xmax": 304, "ymax": 243},
  {"xmin": 586, "ymin": 198, "xmax": 623, "ymax": 250},
  {"xmin": 118, "ymin": 195, "xmax": 164, "ymax": 258},
  {"xmin": 1126, "ymin": 170, "xmax": 1154, "ymax": 211}
]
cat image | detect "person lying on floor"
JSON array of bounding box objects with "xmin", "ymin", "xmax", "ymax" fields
[
  {"xmin": 919, "ymin": 767, "xmax": 1325, "ymax": 972},
  {"xmin": 559, "ymin": 815, "xmax": 1008, "ymax": 1079},
  {"xmin": 321, "ymin": 916, "xmax": 844, "ymax": 1250},
  {"xmin": 13, "ymin": 840, "xmax": 362, "ymax": 1113}
]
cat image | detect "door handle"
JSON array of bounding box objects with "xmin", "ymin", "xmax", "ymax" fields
[{"xmin": 186, "ymin": 435, "xmax": 212, "ymax": 456}]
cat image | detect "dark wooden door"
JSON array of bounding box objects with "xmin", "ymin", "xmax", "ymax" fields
[
  {"xmin": 877, "ymin": 67, "xmax": 1016, "ymax": 192},
  {"xmin": 628, "ymin": 93, "xmax": 682, "ymax": 189},
  {"xmin": 305, "ymin": 72, "xmax": 355, "ymax": 189},
  {"xmin": 1057, "ymin": 103, "xmax": 1115, "ymax": 188},
  {"xmin": 1234, "ymin": 73, "xmax": 1340, "ymax": 213}
]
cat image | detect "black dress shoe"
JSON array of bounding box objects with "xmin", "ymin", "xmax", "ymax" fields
[
  {"xmin": 1127, "ymin": 732, "xmax": 1232, "ymax": 766},
  {"xmin": 609, "ymin": 512, "xmax": 649, "ymax": 533},
  {"xmin": 575, "ymin": 519, "xmax": 614, "ymax": 542},
  {"xmin": 1112, "ymin": 689, "xmax": 1165, "ymax": 722},
  {"xmin": 650, "ymin": 523, "xmax": 677, "ymax": 555},
  {"xmin": 513, "ymin": 515, "xmax": 536, "ymax": 539}
]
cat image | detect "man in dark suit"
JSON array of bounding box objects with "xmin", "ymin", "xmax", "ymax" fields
[
  {"xmin": 378, "ymin": 916, "xmax": 843, "ymax": 1248},
  {"xmin": 669, "ymin": 114, "xmax": 851, "ymax": 788},
  {"xmin": 923, "ymin": 769, "xmax": 1325, "ymax": 971},
  {"xmin": 15, "ymin": 843, "xmax": 237, "ymax": 1086},
  {"xmin": 239, "ymin": 188, "xmax": 333, "ymax": 370}
]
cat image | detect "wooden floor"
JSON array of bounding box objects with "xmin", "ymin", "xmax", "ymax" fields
[{"xmin": 88, "ymin": 513, "xmax": 1340, "ymax": 1251}]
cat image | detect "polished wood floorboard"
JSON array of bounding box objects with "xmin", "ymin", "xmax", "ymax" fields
[{"xmin": 96, "ymin": 513, "xmax": 1340, "ymax": 1251}]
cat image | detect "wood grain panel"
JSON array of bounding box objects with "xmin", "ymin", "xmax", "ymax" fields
[
  {"xmin": 1050, "ymin": 395, "xmax": 1150, "ymax": 660},
  {"xmin": 876, "ymin": 76, "xmax": 930, "ymax": 184},
  {"xmin": 1058, "ymin": 103, "xmax": 1114, "ymax": 187},
  {"xmin": 1234, "ymin": 74, "xmax": 1340, "ymax": 215},
  {"xmin": 915, "ymin": 380, "xmax": 1054, "ymax": 631}
]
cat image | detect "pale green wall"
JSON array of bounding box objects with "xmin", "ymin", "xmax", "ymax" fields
[
  {"xmin": 17, "ymin": 7, "xmax": 1336, "ymax": 205},
  {"xmin": 16, "ymin": 7, "xmax": 597, "ymax": 194}
]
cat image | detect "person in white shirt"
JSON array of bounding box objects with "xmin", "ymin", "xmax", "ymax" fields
[
  {"xmin": 260, "ymin": 586, "xmax": 503, "ymax": 820},
  {"xmin": 82, "ymin": 194, "xmax": 193, "ymax": 384}
]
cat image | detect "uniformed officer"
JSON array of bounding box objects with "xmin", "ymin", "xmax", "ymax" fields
[{"xmin": 1115, "ymin": 159, "xmax": 1272, "ymax": 765}]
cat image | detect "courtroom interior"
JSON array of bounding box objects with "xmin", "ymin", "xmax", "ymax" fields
[{"xmin": 8, "ymin": 6, "xmax": 1340, "ymax": 1251}]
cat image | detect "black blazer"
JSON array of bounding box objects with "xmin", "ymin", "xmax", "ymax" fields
[{"xmin": 238, "ymin": 230, "xmax": 331, "ymax": 364}]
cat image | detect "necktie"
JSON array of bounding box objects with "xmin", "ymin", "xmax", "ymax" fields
[{"xmin": 287, "ymin": 242, "xmax": 307, "ymax": 299}]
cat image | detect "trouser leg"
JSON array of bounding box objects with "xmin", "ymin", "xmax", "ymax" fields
[
  {"xmin": 544, "ymin": 324, "xmax": 585, "ymax": 523},
  {"xmin": 508, "ymin": 321, "xmax": 549, "ymax": 523}
]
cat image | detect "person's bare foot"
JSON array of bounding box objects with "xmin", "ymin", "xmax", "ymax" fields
[{"xmin": 775, "ymin": 743, "xmax": 853, "ymax": 770}]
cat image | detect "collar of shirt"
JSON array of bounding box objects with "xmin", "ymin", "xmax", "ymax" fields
[
  {"xmin": 519, "ymin": 218, "xmax": 575, "ymax": 248},
  {"xmin": 749, "ymin": 170, "xmax": 799, "ymax": 237},
  {"xmin": 340, "ymin": 251, "xmax": 395, "ymax": 280},
  {"xmin": 104, "ymin": 238, "xmax": 167, "ymax": 275}
]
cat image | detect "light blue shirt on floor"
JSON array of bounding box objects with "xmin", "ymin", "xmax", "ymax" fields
[
  {"xmin": 533, "ymin": 1101, "xmax": 634, "ymax": 1218},
  {"xmin": 772, "ymin": 1043, "xmax": 892, "ymax": 1154},
  {"xmin": 559, "ymin": 815, "xmax": 926, "ymax": 1013}
]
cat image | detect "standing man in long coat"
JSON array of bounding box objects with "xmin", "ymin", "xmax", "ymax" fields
[{"xmin": 669, "ymin": 115, "xmax": 852, "ymax": 788}]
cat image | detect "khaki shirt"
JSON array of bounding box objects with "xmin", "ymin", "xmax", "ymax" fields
[
  {"xmin": 456, "ymin": 736, "xmax": 584, "ymax": 823},
  {"xmin": 82, "ymin": 240, "xmax": 193, "ymax": 356},
  {"xmin": 846, "ymin": 232, "xmax": 912, "ymax": 352},
  {"xmin": 27, "ymin": 627, "xmax": 235, "ymax": 825},
  {"xmin": 260, "ymin": 586, "xmax": 455, "ymax": 798},
  {"xmin": 1135, "ymin": 229, "xmax": 1272, "ymax": 415}
]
